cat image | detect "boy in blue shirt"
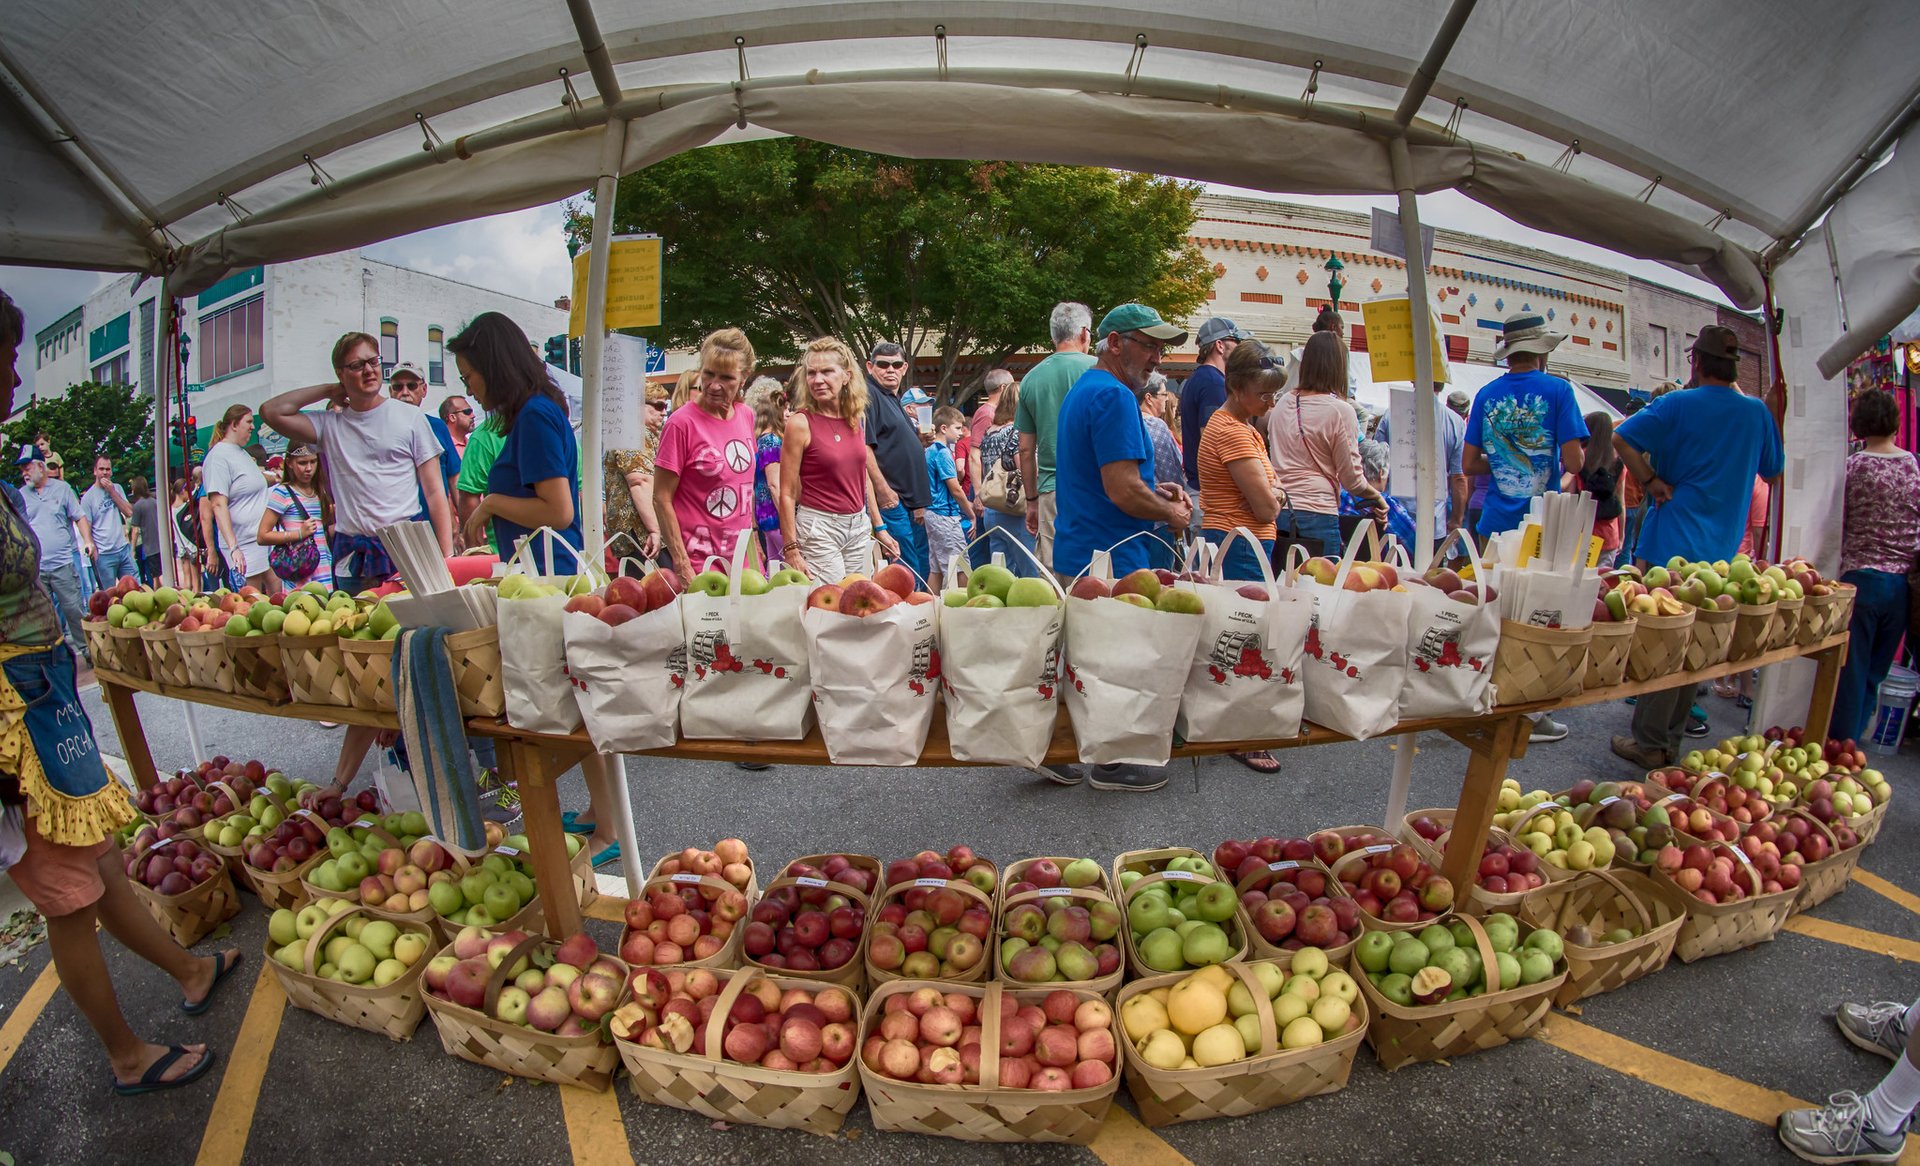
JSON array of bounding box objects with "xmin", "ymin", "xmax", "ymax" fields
[{"xmin": 924, "ymin": 407, "xmax": 977, "ymax": 592}]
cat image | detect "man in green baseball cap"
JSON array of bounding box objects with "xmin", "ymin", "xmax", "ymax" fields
[{"xmin": 1095, "ymin": 302, "xmax": 1190, "ymax": 346}]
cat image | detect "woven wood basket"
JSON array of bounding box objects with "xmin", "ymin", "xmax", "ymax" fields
[
  {"xmin": 996, "ymin": 856, "xmax": 1112, "ymax": 907},
  {"xmin": 1825, "ymin": 583, "xmax": 1857, "ymax": 638},
  {"xmin": 1517, "ymin": 869, "xmax": 1685, "ymax": 1006},
  {"xmin": 445, "ymin": 625, "xmax": 506, "ymax": 718},
  {"xmin": 1114, "ymin": 861, "xmax": 1250, "ymax": 979},
  {"xmin": 1626, "ymin": 608, "xmax": 1695, "ymax": 682},
  {"xmin": 1327, "ymin": 846, "xmax": 1455, "ymax": 936},
  {"xmin": 1400, "ymin": 806, "xmax": 1569, "ymax": 917},
  {"xmin": 178, "ymin": 626, "xmax": 236, "ymax": 693},
  {"xmin": 628, "ymin": 871, "xmax": 748, "ymax": 970},
  {"xmin": 993, "ymin": 885, "xmax": 1124, "ymax": 996},
  {"xmin": 617, "ymin": 968, "xmax": 862, "ymax": 1135},
  {"xmin": 1784, "ymin": 812, "xmax": 1864, "ymax": 913},
  {"xmin": 1728, "ymin": 602, "xmax": 1778, "ymax": 663},
  {"xmin": 1847, "ymin": 798, "xmax": 1889, "ymax": 847},
  {"xmin": 264, "ymin": 904, "xmax": 438, "ymax": 1040},
  {"xmin": 106, "ymin": 623, "xmax": 153, "ymax": 680},
  {"xmin": 249, "ymin": 850, "xmax": 326, "ymax": 912},
  {"xmin": 227, "ymin": 632, "xmax": 289, "ymax": 702},
  {"xmin": 82, "ymin": 618, "xmax": 114, "ymax": 670},
  {"xmin": 1490, "ymin": 620, "xmax": 1592, "ymax": 705},
  {"xmin": 1229, "ymin": 857, "xmax": 1356, "ymax": 967},
  {"xmin": 1684, "ymin": 606, "xmax": 1737, "ymax": 671},
  {"xmin": 296, "ymin": 820, "xmax": 406, "ymax": 906},
  {"xmin": 1653, "ymin": 840, "xmax": 1796, "ymax": 962},
  {"xmin": 281, "ymin": 633, "xmax": 352, "ymax": 707},
  {"xmin": 644, "ymin": 850, "xmax": 763, "ymax": 903},
  {"xmin": 422, "ymin": 933, "xmax": 628, "ymax": 1089},
  {"xmin": 1583, "ymin": 619, "xmax": 1634, "ymax": 689},
  {"xmin": 141, "ymin": 624, "xmax": 192, "ymax": 687},
  {"xmin": 865, "ymin": 875, "xmax": 996, "ymax": 989},
  {"xmin": 339, "ymin": 637, "xmax": 398, "ymax": 711},
  {"xmin": 857, "ymin": 978, "xmax": 1121, "ymax": 1143},
  {"xmin": 1356, "ymin": 912, "xmax": 1565, "ymax": 1071},
  {"xmin": 1801, "ymin": 589, "xmax": 1848, "ymax": 644},
  {"xmin": 1771, "ymin": 596, "xmax": 1804, "ymax": 651},
  {"xmin": 127, "ymin": 837, "xmax": 243, "ymax": 947},
  {"xmin": 1116, "ymin": 959, "xmax": 1367, "ymax": 1126},
  {"xmin": 739, "ymin": 874, "xmax": 869, "ymax": 990},
  {"xmin": 199, "ymin": 779, "xmax": 256, "ymax": 882}
]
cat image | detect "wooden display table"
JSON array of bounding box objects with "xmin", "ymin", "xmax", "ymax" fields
[{"xmin": 94, "ymin": 633, "xmax": 1849, "ymax": 939}]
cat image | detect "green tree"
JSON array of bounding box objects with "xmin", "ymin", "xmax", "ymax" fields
[
  {"xmin": 4, "ymin": 381, "xmax": 155, "ymax": 482},
  {"xmin": 568, "ymin": 143, "xmax": 1214, "ymax": 401}
]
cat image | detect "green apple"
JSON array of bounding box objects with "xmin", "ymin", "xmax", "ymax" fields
[
  {"xmin": 427, "ymin": 880, "xmax": 465, "ymax": 918},
  {"xmin": 737, "ymin": 568, "xmax": 770, "ymax": 595},
  {"xmin": 483, "ymin": 882, "xmax": 522, "ymax": 922},
  {"xmin": 1417, "ymin": 923, "xmax": 1455, "ymax": 954},
  {"xmin": 1194, "ymin": 881, "xmax": 1237, "ymax": 922},
  {"xmin": 767, "ymin": 568, "xmax": 808, "ymax": 588},
  {"xmin": 324, "ymin": 934, "xmax": 358, "ymax": 965},
  {"xmin": 392, "ymin": 932, "xmax": 429, "ymax": 967},
  {"xmin": 1387, "ymin": 937, "xmax": 1430, "ymax": 976},
  {"xmin": 1354, "ymin": 931, "xmax": 1394, "ymax": 973},
  {"xmin": 1061, "ymin": 858, "xmax": 1101, "ymax": 888},
  {"xmin": 1518, "ymin": 949, "xmax": 1555, "ymax": 985},
  {"xmin": 687, "ymin": 570, "xmax": 730, "ymax": 597},
  {"xmin": 963, "ymin": 594, "xmax": 1003, "ymax": 608},
  {"xmin": 359, "ymin": 920, "xmax": 400, "ymax": 961},
  {"xmin": 1004, "ymin": 578, "xmax": 1060, "ymax": 607},
  {"xmin": 371, "ymin": 958, "xmax": 408, "ymax": 988},
  {"xmin": 336, "ymin": 944, "xmax": 377, "ymax": 985},
  {"xmin": 1432, "ymin": 946, "xmax": 1476, "ymax": 990},
  {"xmin": 295, "ymin": 903, "xmax": 330, "ymax": 939},
  {"xmin": 941, "ymin": 588, "xmax": 970, "ymax": 607},
  {"xmin": 1137, "ymin": 926, "xmax": 1186, "ymax": 971},
  {"xmin": 1523, "ymin": 930, "xmax": 1565, "ymax": 962},
  {"xmin": 1493, "ymin": 952, "xmax": 1522, "ymax": 989},
  {"xmin": 1127, "ymin": 893, "xmax": 1173, "ymax": 934},
  {"xmin": 967, "ymin": 563, "xmax": 1015, "ymax": 602},
  {"xmin": 268, "ymin": 908, "xmax": 300, "ymax": 947},
  {"xmin": 1379, "ymin": 972, "xmax": 1414, "ymax": 1006},
  {"xmin": 1181, "ymin": 922, "xmax": 1232, "ymax": 966}
]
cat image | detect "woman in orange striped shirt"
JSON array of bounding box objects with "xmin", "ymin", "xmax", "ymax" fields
[{"xmin": 1199, "ymin": 342, "xmax": 1291, "ymax": 581}]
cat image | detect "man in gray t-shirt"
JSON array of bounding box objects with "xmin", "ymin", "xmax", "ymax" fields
[
  {"xmin": 18, "ymin": 447, "xmax": 92, "ymax": 657},
  {"xmin": 81, "ymin": 454, "xmax": 137, "ymax": 588}
]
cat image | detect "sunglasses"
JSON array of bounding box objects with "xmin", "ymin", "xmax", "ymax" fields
[
  {"xmin": 871, "ymin": 359, "xmax": 908, "ymax": 370},
  {"xmin": 647, "ymin": 401, "xmax": 668, "ymax": 411},
  {"xmin": 341, "ymin": 357, "xmax": 382, "ymax": 373},
  {"xmin": 450, "ymin": 407, "xmax": 474, "ymax": 416}
]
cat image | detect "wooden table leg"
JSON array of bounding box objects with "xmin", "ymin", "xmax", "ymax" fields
[
  {"xmin": 500, "ymin": 734, "xmax": 592, "ymax": 938},
  {"xmin": 99, "ymin": 679, "xmax": 159, "ymax": 790},
  {"xmin": 1803, "ymin": 641, "xmax": 1848, "ymax": 745},
  {"xmin": 1439, "ymin": 715, "xmax": 1526, "ymax": 894}
]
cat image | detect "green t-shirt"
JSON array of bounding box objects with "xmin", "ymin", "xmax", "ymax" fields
[
  {"xmin": 455, "ymin": 419, "xmax": 504, "ymax": 498},
  {"xmin": 1013, "ymin": 351, "xmax": 1097, "ymax": 495}
]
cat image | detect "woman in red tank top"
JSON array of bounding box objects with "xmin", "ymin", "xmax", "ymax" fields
[{"xmin": 777, "ymin": 337, "xmax": 899, "ymax": 582}]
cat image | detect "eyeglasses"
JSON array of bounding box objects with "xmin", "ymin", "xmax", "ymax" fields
[
  {"xmin": 1119, "ymin": 332, "xmax": 1166, "ymax": 355},
  {"xmin": 871, "ymin": 359, "xmax": 908, "ymax": 370},
  {"xmin": 647, "ymin": 401, "xmax": 668, "ymax": 411},
  {"xmin": 450, "ymin": 407, "xmax": 474, "ymax": 416},
  {"xmin": 1257, "ymin": 356, "xmax": 1283, "ymax": 371},
  {"xmin": 341, "ymin": 357, "xmax": 382, "ymax": 373}
]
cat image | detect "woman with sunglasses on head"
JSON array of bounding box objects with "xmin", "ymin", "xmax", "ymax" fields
[
  {"xmin": 201, "ymin": 404, "xmax": 272, "ymax": 590},
  {"xmin": 257, "ymin": 444, "xmax": 332, "ymax": 589},
  {"xmin": 1265, "ymin": 331, "xmax": 1385, "ymax": 556}
]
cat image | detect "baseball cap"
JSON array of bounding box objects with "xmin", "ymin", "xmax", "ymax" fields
[
  {"xmin": 1195, "ymin": 317, "xmax": 1253, "ymax": 347},
  {"xmin": 1097, "ymin": 303, "xmax": 1189, "ymax": 345},
  {"xmin": 1446, "ymin": 389, "xmax": 1471, "ymax": 411},
  {"xmin": 14, "ymin": 444, "xmax": 39, "ymax": 466},
  {"xmin": 389, "ymin": 361, "xmax": 427, "ymax": 383},
  {"xmin": 1691, "ymin": 326, "xmax": 1741, "ymax": 361}
]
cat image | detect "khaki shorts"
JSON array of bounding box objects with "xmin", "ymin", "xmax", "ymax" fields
[{"xmin": 1037, "ymin": 491, "xmax": 1058, "ymax": 572}]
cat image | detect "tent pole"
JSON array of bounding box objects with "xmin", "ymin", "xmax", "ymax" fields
[
  {"xmin": 153, "ymin": 277, "xmax": 206, "ymax": 766},
  {"xmin": 1393, "ymin": 0, "xmax": 1479, "ymax": 126}
]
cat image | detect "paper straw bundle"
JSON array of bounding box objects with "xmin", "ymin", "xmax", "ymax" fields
[
  {"xmin": 1484, "ymin": 493, "xmax": 1601, "ymax": 629},
  {"xmin": 375, "ymin": 520, "xmax": 497, "ymax": 630}
]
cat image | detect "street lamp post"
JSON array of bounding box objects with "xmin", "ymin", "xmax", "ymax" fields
[{"xmin": 177, "ymin": 330, "xmax": 192, "ymax": 469}]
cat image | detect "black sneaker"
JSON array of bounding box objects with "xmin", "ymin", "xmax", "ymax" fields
[
  {"xmin": 1685, "ymin": 719, "xmax": 1711, "ymax": 738},
  {"xmin": 734, "ymin": 761, "xmax": 772, "ymax": 772},
  {"xmin": 1088, "ymin": 764, "xmax": 1168, "ymax": 793},
  {"xmin": 1033, "ymin": 765, "xmax": 1083, "ymax": 786}
]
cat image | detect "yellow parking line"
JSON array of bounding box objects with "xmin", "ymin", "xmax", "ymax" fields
[
  {"xmin": 1853, "ymin": 870, "xmax": 1920, "ymax": 918},
  {"xmin": 194, "ymin": 962, "xmax": 285, "ymax": 1166},
  {"xmin": 559, "ymin": 1083, "xmax": 634, "ymax": 1166},
  {"xmin": 585, "ymin": 898, "xmax": 627, "ymax": 924},
  {"xmin": 1537, "ymin": 1015, "xmax": 1920, "ymax": 1163},
  {"xmin": 1088, "ymin": 1105, "xmax": 1196, "ymax": 1166},
  {"xmin": 1785, "ymin": 916, "xmax": 1920, "ymax": 963},
  {"xmin": 0, "ymin": 962, "xmax": 59, "ymax": 1078}
]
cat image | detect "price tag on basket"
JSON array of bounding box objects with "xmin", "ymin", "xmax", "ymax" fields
[
  {"xmin": 1267, "ymin": 860, "xmax": 1301, "ymax": 872},
  {"xmin": 1159, "ymin": 870, "xmax": 1198, "ymax": 881},
  {"xmin": 913, "ymin": 877, "xmax": 947, "ymax": 888},
  {"xmin": 670, "ymin": 872, "xmax": 703, "ymax": 884},
  {"xmin": 796, "ymin": 877, "xmax": 829, "ymax": 888},
  {"xmin": 493, "ymin": 846, "xmax": 520, "ymax": 857},
  {"xmin": 1037, "ymin": 887, "xmax": 1073, "ymax": 897}
]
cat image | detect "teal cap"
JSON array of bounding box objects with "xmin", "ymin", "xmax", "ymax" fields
[{"xmin": 1096, "ymin": 303, "xmax": 1189, "ymax": 345}]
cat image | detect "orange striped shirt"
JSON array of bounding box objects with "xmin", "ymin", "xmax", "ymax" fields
[{"xmin": 1198, "ymin": 409, "xmax": 1278, "ymax": 540}]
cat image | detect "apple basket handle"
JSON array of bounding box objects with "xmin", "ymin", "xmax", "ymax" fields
[
  {"xmin": 977, "ymin": 982, "xmax": 1004, "ymax": 1089},
  {"xmin": 1458, "ymin": 911, "xmax": 1502, "ymax": 994},
  {"xmin": 1229, "ymin": 959, "xmax": 1281, "ymax": 1056},
  {"xmin": 1233, "ymin": 858, "xmax": 1315, "ymax": 897},
  {"xmin": 760, "ymin": 873, "xmax": 871, "ymax": 914},
  {"xmin": 480, "ymin": 932, "xmax": 549, "ymax": 1018},
  {"xmin": 698, "ymin": 969, "xmax": 760, "ymax": 1065},
  {"xmin": 1583, "ymin": 868, "xmax": 1655, "ymax": 934},
  {"xmin": 300, "ymin": 903, "xmax": 374, "ymax": 977}
]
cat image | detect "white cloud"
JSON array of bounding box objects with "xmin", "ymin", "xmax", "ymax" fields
[
  {"xmin": 363, "ymin": 203, "xmax": 578, "ymax": 307},
  {"xmin": 0, "ymin": 266, "xmax": 115, "ymax": 398}
]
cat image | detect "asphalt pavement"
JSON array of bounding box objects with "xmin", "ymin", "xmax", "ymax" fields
[{"xmin": 0, "ymin": 684, "xmax": 1913, "ymax": 1166}]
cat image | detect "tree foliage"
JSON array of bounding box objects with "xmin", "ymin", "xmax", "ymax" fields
[
  {"xmin": 568, "ymin": 143, "xmax": 1214, "ymax": 400},
  {"xmin": 4, "ymin": 381, "xmax": 155, "ymax": 482}
]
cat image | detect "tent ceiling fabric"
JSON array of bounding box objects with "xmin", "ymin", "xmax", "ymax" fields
[{"xmin": 4, "ymin": 1, "xmax": 1916, "ymax": 323}]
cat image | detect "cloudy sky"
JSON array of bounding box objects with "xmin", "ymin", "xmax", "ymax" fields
[{"xmin": 1, "ymin": 185, "xmax": 1728, "ymax": 397}]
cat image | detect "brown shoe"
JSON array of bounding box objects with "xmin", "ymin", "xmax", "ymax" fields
[{"xmin": 1610, "ymin": 735, "xmax": 1668, "ymax": 769}]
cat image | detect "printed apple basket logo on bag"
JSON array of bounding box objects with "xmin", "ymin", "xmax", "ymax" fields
[
  {"xmin": 906, "ymin": 637, "xmax": 940, "ymax": 697},
  {"xmin": 1036, "ymin": 646, "xmax": 1058, "ymax": 701},
  {"xmin": 1304, "ymin": 608, "xmax": 1359, "ymax": 679},
  {"xmin": 1412, "ymin": 625, "xmax": 1482, "ymax": 673},
  {"xmin": 1205, "ymin": 629, "xmax": 1277, "ymax": 685},
  {"xmin": 666, "ymin": 643, "xmax": 687, "ymax": 688}
]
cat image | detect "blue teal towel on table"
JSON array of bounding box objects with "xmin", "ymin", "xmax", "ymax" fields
[{"xmin": 391, "ymin": 627, "xmax": 485, "ymax": 850}]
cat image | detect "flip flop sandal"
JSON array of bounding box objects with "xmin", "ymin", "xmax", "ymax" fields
[
  {"xmin": 560, "ymin": 812, "xmax": 594, "ymax": 835},
  {"xmin": 112, "ymin": 1045, "xmax": 217, "ymax": 1096},
  {"xmin": 182, "ymin": 950, "xmax": 243, "ymax": 1015},
  {"xmin": 591, "ymin": 841, "xmax": 622, "ymax": 869},
  {"xmin": 1231, "ymin": 751, "xmax": 1282, "ymax": 774}
]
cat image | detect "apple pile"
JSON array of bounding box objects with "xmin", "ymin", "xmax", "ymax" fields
[
  {"xmin": 562, "ymin": 567, "xmax": 684, "ymax": 626},
  {"xmin": 869, "ymin": 883, "xmax": 992, "ymax": 979},
  {"xmin": 687, "ymin": 563, "xmax": 814, "ymax": 598},
  {"xmin": 496, "ymin": 573, "xmax": 597, "ymax": 602},
  {"xmin": 1005, "ymin": 855, "xmax": 1107, "ymax": 898},
  {"xmin": 807, "ymin": 562, "xmax": 931, "ymax": 615},
  {"xmin": 270, "ymin": 582, "xmax": 396, "ymax": 639},
  {"xmin": 423, "ymin": 927, "xmax": 626, "ymax": 1037},
  {"xmin": 1409, "ymin": 815, "xmax": 1548, "ymax": 893},
  {"xmin": 1505, "ymin": 805, "xmax": 1619, "ymax": 871},
  {"xmin": 882, "ymin": 846, "xmax": 997, "ymax": 897},
  {"xmin": 1402, "ymin": 563, "xmax": 1498, "ymax": 606},
  {"xmin": 1653, "ymin": 840, "xmax": 1782, "ymax": 902},
  {"xmin": 1125, "ymin": 951, "xmax": 1359, "ymax": 1069},
  {"xmin": 92, "ymin": 576, "xmax": 174, "ymax": 629},
  {"xmin": 267, "ymin": 898, "xmax": 434, "ymax": 985},
  {"xmin": 1770, "ymin": 811, "xmax": 1856, "ymax": 862},
  {"xmin": 1000, "ymin": 896, "xmax": 1124, "ymax": 984},
  {"xmin": 741, "ymin": 855, "xmax": 874, "ymax": 974},
  {"xmin": 1550, "ymin": 779, "xmax": 1671, "ymax": 867},
  {"xmin": 1358, "ymin": 915, "xmax": 1562, "ymax": 1004},
  {"xmin": 1332, "ymin": 843, "xmax": 1453, "ymax": 924},
  {"xmin": 863, "ymin": 987, "xmax": 1117, "ymax": 1090},
  {"xmin": 420, "ymin": 839, "xmax": 573, "ymax": 927},
  {"xmin": 1215, "ymin": 838, "xmax": 1360, "ymax": 952},
  {"xmin": 1066, "ymin": 568, "xmax": 1205, "ymax": 615},
  {"xmin": 621, "ymin": 851, "xmax": 752, "ymax": 968},
  {"xmin": 124, "ymin": 831, "xmax": 224, "ymax": 897},
  {"xmin": 135, "ymin": 758, "xmax": 264, "ymax": 835},
  {"xmin": 615, "ymin": 968, "xmax": 858, "ymax": 1072},
  {"xmin": 940, "ymin": 563, "xmax": 1061, "ymax": 611},
  {"xmin": 1687, "ymin": 772, "xmax": 1776, "ymax": 827},
  {"xmin": 1120, "ymin": 879, "xmax": 1240, "ymax": 973}
]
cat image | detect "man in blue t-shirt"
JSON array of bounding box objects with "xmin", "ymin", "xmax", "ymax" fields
[
  {"xmin": 1611, "ymin": 327, "xmax": 1784, "ymax": 769},
  {"xmin": 1463, "ymin": 313, "xmax": 1589, "ymax": 539},
  {"xmin": 1178, "ymin": 317, "xmax": 1252, "ymax": 491}
]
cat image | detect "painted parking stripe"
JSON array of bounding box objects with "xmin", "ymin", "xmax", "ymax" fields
[
  {"xmin": 0, "ymin": 963, "xmax": 59, "ymax": 1079},
  {"xmin": 1785, "ymin": 916, "xmax": 1920, "ymax": 963},
  {"xmin": 1536, "ymin": 1015, "xmax": 1920, "ymax": 1163},
  {"xmin": 559, "ymin": 1083, "xmax": 635, "ymax": 1166},
  {"xmin": 194, "ymin": 962, "xmax": 286, "ymax": 1166},
  {"xmin": 1089, "ymin": 1105, "xmax": 1196, "ymax": 1166},
  {"xmin": 1853, "ymin": 870, "xmax": 1920, "ymax": 918}
]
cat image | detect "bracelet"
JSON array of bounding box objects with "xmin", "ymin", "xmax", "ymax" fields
[{"xmin": 871, "ymin": 526, "xmax": 884, "ymax": 535}]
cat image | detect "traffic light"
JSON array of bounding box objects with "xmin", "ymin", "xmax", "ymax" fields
[
  {"xmin": 544, "ymin": 335, "xmax": 567, "ymax": 368},
  {"xmin": 568, "ymin": 338, "xmax": 582, "ymax": 376}
]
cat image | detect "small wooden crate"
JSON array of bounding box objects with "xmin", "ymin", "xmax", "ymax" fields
[
  {"xmin": 1653, "ymin": 841, "xmax": 1797, "ymax": 962},
  {"xmin": 1491, "ymin": 621, "xmax": 1592, "ymax": 705},
  {"xmin": 129, "ymin": 856, "xmax": 242, "ymax": 947},
  {"xmin": 281, "ymin": 633, "xmax": 352, "ymax": 707},
  {"xmin": 106, "ymin": 624, "xmax": 153, "ymax": 680},
  {"xmin": 422, "ymin": 934, "xmax": 628, "ymax": 1090},
  {"xmin": 617, "ymin": 968, "xmax": 862, "ymax": 1135},
  {"xmin": 141, "ymin": 625, "xmax": 192, "ymax": 687},
  {"xmin": 446, "ymin": 625, "xmax": 506, "ymax": 718},
  {"xmin": 1771, "ymin": 596, "xmax": 1804, "ymax": 651},
  {"xmin": 1356, "ymin": 912, "xmax": 1565, "ymax": 1071},
  {"xmin": 1117, "ymin": 960, "xmax": 1367, "ymax": 1126},
  {"xmin": 865, "ymin": 873, "xmax": 996, "ymax": 989},
  {"xmin": 1518, "ymin": 869, "xmax": 1686, "ymax": 1006},
  {"xmin": 1684, "ymin": 606, "xmax": 1737, "ymax": 671},
  {"xmin": 857, "ymin": 979, "xmax": 1121, "ymax": 1144},
  {"xmin": 1327, "ymin": 847, "xmax": 1455, "ymax": 936},
  {"xmin": 1111, "ymin": 847, "xmax": 1249, "ymax": 979},
  {"xmin": 1583, "ymin": 619, "xmax": 1634, "ymax": 689},
  {"xmin": 1626, "ymin": 609, "xmax": 1694, "ymax": 682},
  {"xmin": 339, "ymin": 638, "xmax": 398, "ymax": 711},
  {"xmin": 228, "ymin": 632, "xmax": 289, "ymax": 702},
  {"xmin": 177, "ymin": 627, "xmax": 235, "ymax": 693},
  {"xmin": 264, "ymin": 904, "xmax": 438, "ymax": 1041},
  {"xmin": 1728, "ymin": 602, "xmax": 1778, "ymax": 662}
]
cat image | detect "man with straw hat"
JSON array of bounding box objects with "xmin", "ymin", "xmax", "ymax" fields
[{"xmin": 1463, "ymin": 311, "xmax": 1590, "ymax": 743}]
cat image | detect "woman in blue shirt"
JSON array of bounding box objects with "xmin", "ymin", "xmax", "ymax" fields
[{"xmin": 447, "ymin": 313, "xmax": 583, "ymax": 572}]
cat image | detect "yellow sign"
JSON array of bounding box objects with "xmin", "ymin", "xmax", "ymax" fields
[
  {"xmin": 1360, "ymin": 297, "xmax": 1449, "ymax": 384},
  {"xmin": 568, "ymin": 235, "xmax": 662, "ymax": 337},
  {"xmin": 1516, "ymin": 524, "xmax": 1603, "ymax": 569}
]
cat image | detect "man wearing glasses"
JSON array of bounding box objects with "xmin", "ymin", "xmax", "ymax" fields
[
  {"xmin": 864, "ymin": 342, "xmax": 934, "ymax": 586},
  {"xmin": 390, "ymin": 361, "xmax": 462, "ymax": 510},
  {"xmin": 439, "ymin": 394, "xmax": 476, "ymax": 458}
]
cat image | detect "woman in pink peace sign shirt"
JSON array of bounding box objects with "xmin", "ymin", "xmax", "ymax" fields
[{"xmin": 654, "ymin": 329, "xmax": 762, "ymax": 579}]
